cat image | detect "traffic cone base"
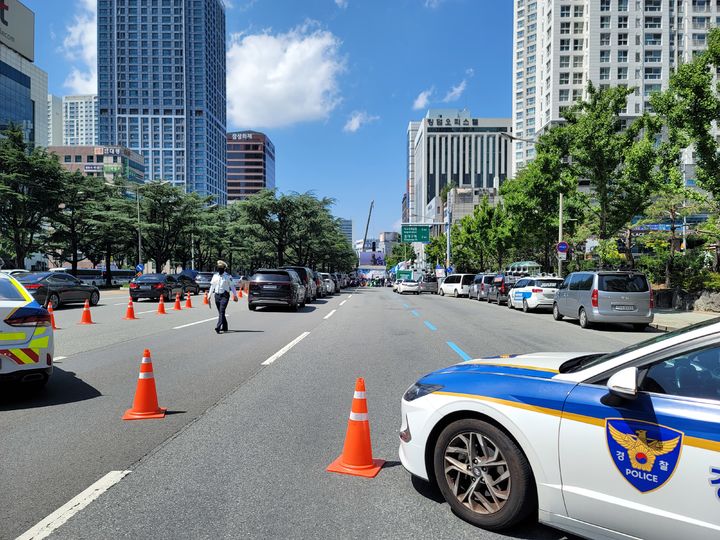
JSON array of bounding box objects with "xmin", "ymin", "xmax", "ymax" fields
[
  {"xmin": 326, "ymin": 378, "xmax": 384, "ymax": 478},
  {"xmin": 123, "ymin": 349, "xmax": 166, "ymax": 421},
  {"xmin": 79, "ymin": 299, "xmax": 94, "ymax": 325},
  {"xmin": 47, "ymin": 304, "xmax": 59, "ymax": 330}
]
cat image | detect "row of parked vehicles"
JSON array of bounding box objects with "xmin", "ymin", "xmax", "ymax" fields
[
  {"xmin": 247, "ymin": 267, "xmax": 352, "ymax": 311},
  {"xmin": 393, "ymin": 269, "xmax": 654, "ymax": 330}
]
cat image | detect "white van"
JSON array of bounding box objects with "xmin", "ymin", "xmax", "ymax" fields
[{"xmin": 438, "ymin": 273, "xmax": 475, "ymax": 297}]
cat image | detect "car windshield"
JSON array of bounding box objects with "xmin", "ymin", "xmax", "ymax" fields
[
  {"xmin": 599, "ymin": 273, "xmax": 649, "ymax": 292},
  {"xmin": 537, "ymin": 279, "xmax": 563, "ymax": 288},
  {"xmin": 135, "ymin": 274, "xmax": 164, "ymax": 282},
  {"xmin": 560, "ymin": 317, "xmax": 720, "ymax": 373},
  {"xmin": 254, "ymin": 272, "xmax": 291, "ymax": 282},
  {"xmin": 198, "ymin": 273, "xmax": 213, "ymax": 279},
  {"xmin": 15, "ymin": 273, "xmax": 48, "ymax": 283},
  {"xmin": 0, "ymin": 279, "xmax": 27, "ymax": 301}
]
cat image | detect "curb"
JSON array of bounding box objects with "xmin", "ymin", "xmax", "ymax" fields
[{"xmin": 649, "ymin": 323, "xmax": 677, "ymax": 333}]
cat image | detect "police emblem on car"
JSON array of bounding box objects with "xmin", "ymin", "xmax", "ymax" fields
[{"xmin": 606, "ymin": 418, "xmax": 683, "ymax": 493}]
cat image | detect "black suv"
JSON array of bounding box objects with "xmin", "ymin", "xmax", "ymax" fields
[
  {"xmin": 248, "ymin": 269, "xmax": 307, "ymax": 311},
  {"xmin": 280, "ymin": 266, "xmax": 317, "ymax": 303}
]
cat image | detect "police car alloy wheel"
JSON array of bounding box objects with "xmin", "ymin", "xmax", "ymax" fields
[
  {"xmin": 433, "ymin": 418, "xmax": 536, "ymax": 530},
  {"xmin": 552, "ymin": 303, "xmax": 563, "ymax": 321},
  {"xmin": 522, "ymin": 299, "xmax": 529, "ymax": 313}
]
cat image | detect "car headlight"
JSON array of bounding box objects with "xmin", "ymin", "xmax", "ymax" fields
[{"xmin": 403, "ymin": 382, "xmax": 444, "ymax": 402}]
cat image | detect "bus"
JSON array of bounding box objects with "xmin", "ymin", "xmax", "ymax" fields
[
  {"xmin": 49, "ymin": 268, "xmax": 103, "ymax": 286},
  {"xmin": 102, "ymin": 269, "xmax": 137, "ymax": 286}
]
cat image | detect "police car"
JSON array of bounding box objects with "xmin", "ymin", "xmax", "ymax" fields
[
  {"xmin": 507, "ymin": 276, "xmax": 563, "ymax": 312},
  {"xmin": 0, "ymin": 273, "xmax": 54, "ymax": 388},
  {"xmin": 399, "ymin": 319, "xmax": 720, "ymax": 539}
]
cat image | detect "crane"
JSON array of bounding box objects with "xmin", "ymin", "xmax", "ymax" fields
[{"xmin": 361, "ymin": 200, "xmax": 374, "ymax": 252}]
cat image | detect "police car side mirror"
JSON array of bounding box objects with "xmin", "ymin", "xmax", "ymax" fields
[{"xmin": 607, "ymin": 367, "xmax": 639, "ymax": 399}]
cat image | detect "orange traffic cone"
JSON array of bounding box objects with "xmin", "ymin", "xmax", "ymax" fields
[
  {"xmin": 123, "ymin": 298, "xmax": 138, "ymax": 320},
  {"xmin": 203, "ymin": 292, "xmax": 209, "ymax": 305},
  {"xmin": 47, "ymin": 304, "xmax": 58, "ymax": 330},
  {"xmin": 157, "ymin": 295, "xmax": 167, "ymax": 315},
  {"xmin": 238, "ymin": 288, "xmax": 243, "ymax": 299},
  {"xmin": 122, "ymin": 349, "xmax": 166, "ymax": 420},
  {"xmin": 173, "ymin": 293, "xmax": 182, "ymax": 311},
  {"xmin": 79, "ymin": 299, "xmax": 94, "ymax": 325},
  {"xmin": 185, "ymin": 292, "xmax": 193, "ymax": 308},
  {"xmin": 327, "ymin": 378, "xmax": 385, "ymax": 478}
]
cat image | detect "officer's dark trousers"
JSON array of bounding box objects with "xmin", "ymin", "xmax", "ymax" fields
[{"xmin": 215, "ymin": 292, "xmax": 229, "ymax": 332}]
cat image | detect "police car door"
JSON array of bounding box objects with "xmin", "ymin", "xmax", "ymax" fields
[{"xmin": 558, "ymin": 342, "xmax": 720, "ymax": 539}]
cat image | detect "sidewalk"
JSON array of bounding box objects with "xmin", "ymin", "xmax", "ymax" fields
[{"xmin": 650, "ymin": 309, "xmax": 719, "ymax": 332}]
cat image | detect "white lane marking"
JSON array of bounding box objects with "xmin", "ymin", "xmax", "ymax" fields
[
  {"xmin": 136, "ymin": 309, "xmax": 158, "ymax": 315},
  {"xmin": 339, "ymin": 300, "xmax": 347, "ymax": 306},
  {"xmin": 323, "ymin": 309, "xmax": 337, "ymax": 320},
  {"xmin": 16, "ymin": 470, "xmax": 130, "ymax": 540},
  {"xmin": 172, "ymin": 317, "xmax": 217, "ymax": 330},
  {"xmin": 261, "ymin": 332, "xmax": 310, "ymax": 366},
  {"xmin": 347, "ymin": 294, "xmax": 353, "ymax": 298},
  {"xmin": 54, "ymin": 356, "xmax": 67, "ymax": 361},
  {"xmin": 113, "ymin": 302, "xmax": 128, "ymax": 306}
]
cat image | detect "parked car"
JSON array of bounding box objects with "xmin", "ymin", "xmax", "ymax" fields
[
  {"xmin": 16, "ymin": 271, "xmax": 100, "ymax": 309},
  {"xmin": 393, "ymin": 279, "xmax": 405, "ymax": 292},
  {"xmin": 248, "ymin": 269, "xmax": 306, "ymax": 311},
  {"xmin": 0, "ymin": 273, "xmax": 54, "ymax": 388},
  {"xmin": 330, "ymin": 273, "xmax": 342, "ymax": 293},
  {"xmin": 280, "ymin": 266, "xmax": 317, "ymax": 303},
  {"xmin": 399, "ymin": 318, "xmax": 720, "ymax": 539},
  {"xmin": 470, "ymin": 273, "xmax": 496, "ymax": 301},
  {"xmin": 553, "ymin": 271, "xmax": 654, "ymax": 330},
  {"xmin": 397, "ymin": 278, "xmax": 420, "ymax": 295},
  {"xmin": 195, "ymin": 272, "xmax": 214, "ymax": 292},
  {"xmin": 418, "ymin": 274, "xmax": 438, "ymax": 294},
  {"xmin": 487, "ymin": 274, "xmax": 518, "ymax": 305},
  {"xmin": 0, "ymin": 269, "xmax": 30, "ymax": 277},
  {"xmin": 508, "ymin": 276, "xmax": 564, "ymax": 312},
  {"xmin": 312, "ymin": 271, "xmax": 326, "ymax": 298},
  {"xmin": 174, "ymin": 273, "xmax": 200, "ymax": 295},
  {"xmin": 320, "ymin": 272, "xmax": 336, "ymax": 294},
  {"xmin": 129, "ymin": 273, "xmax": 184, "ymax": 302},
  {"xmin": 438, "ymin": 273, "xmax": 474, "ymax": 297}
]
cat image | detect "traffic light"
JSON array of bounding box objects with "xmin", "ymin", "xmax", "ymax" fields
[{"xmin": 371, "ymin": 241, "xmax": 376, "ymax": 252}]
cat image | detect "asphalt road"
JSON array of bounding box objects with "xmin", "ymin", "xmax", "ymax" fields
[{"xmin": 1, "ymin": 287, "xmax": 654, "ymax": 540}]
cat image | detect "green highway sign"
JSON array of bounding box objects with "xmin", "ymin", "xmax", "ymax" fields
[
  {"xmin": 402, "ymin": 225, "xmax": 430, "ymax": 243},
  {"xmin": 396, "ymin": 270, "xmax": 413, "ymax": 280}
]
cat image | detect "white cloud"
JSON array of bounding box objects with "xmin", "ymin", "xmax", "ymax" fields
[
  {"xmin": 465, "ymin": 68, "xmax": 475, "ymax": 77},
  {"xmin": 227, "ymin": 23, "xmax": 345, "ymax": 129},
  {"xmin": 424, "ymin": 0, "xmax": 444, "ymax": 8},
  {"xmin": 442, "ymin": 79, "xmax": 467, "ymax": 102},
  {"xmin": 343, "ymin": 110, "xmax": 379, "ymax": 133},
  {"xmin": 335, "ymin": 0, "xmax": 349, "ymax": 7},
  {"xmin": 413, "ymin": 87, "xmax": 433, "ymax": 110},
  {"xmin": 61, "ymin": 0, "xmax": 97, "ymax": 94}
]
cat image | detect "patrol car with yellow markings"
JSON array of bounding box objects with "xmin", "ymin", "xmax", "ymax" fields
[
  {"xmin": 399, "ymin": 319, "xmax": 720, "ymax": 539},
  {"xmin": 0, "ymin": 273, "xmax": 54, "ymax": 388}
]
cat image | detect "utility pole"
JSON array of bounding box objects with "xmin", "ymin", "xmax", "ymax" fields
[
  {"xmin": 558, "ymin": 192, "xmax": 563, "ymax": 277},
  {"xmin": 445, "ymin": 194, "xmax": 452, "ymax": 270}
]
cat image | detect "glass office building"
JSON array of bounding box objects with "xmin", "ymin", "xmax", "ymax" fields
[
  {"xmin": 97, "ymin": 0, "xmax": 227, "ymax": 204},
  {"xmin": 0, "ymin": 60, "xmax": 33, "ymax": 142}
]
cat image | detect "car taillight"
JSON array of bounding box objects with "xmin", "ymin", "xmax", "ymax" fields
[
  {"xmin": 129, "ymin": 282, "xmax": 138, "ymax": 289},
  {"xmin": 500, "ymin": 284, "xmax": 505, "ymax": 294},
  {"xmin": 23, "ymin": 283, "xmax": 41, "ymax": 290},
  {"xmin": 154, "ymin": 283, "xmax": 164, "ymax": 289},
  {"xmin": 531, "ymin": 288, "xmax": 543, "ymax": 293},
  {"xmin": 591, "ymin": 289, "xmax": 599, "ymax": 308},
  {"xmin": 4, "ymin": 308, "xmax": 51, "ymax": 327},
  {"xmin": 649, "ymin": 286, "xmax": 654, "ymax": 309}
]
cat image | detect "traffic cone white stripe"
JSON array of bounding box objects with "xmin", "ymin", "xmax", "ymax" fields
[
  {"xmin": 353, "ymin": 391, "xmax": 366, "ymax": 399},
  {"xmin": 141, "ymin": 357, "xmax": 151, "ymax": 364},
  {"xmin": 138, "ymin": 372, "xmax": 154, "ymax": 380},
  {"xmin": 349, "ymin": 412, "xmax": 368, "ymax": 421}
]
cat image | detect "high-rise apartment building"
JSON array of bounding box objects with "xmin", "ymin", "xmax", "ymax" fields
[
  {"xmin": 406, "ymin": 109, "xmax": 511, "ymax": 226},
  {"xmin": 338, "ymin": 218, "xmax": 353, "ymax": 246},
  {"xmin": 97, "ymin": 0, "xmax": 227, "ymax": 204},
  {"xmin": 512, "ymin": 0, "xmax": 716, "ymax": 179},
  {"xmin": 226, "ymin": 131, "xmax": 276, "ymax": 202},
  {"xmin": 47, "ymin": 94, "xmax": 62, "ymax": 146},
  {"xmin": 63, "ymin": 94, "xmax": 98, "ymax": 145},
  {"xmin": 0, "ymin": 0, "xmax": 46, "ymax": 146}
]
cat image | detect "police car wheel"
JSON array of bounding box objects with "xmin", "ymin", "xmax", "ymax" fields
[
  {"xmin": 522, "ymin": 300, "xmax": 529, "ymax": 313},
  {"xmin": 552, "ymin": 303, "xmax": 563, "ymax": 321},
  {"xmin": 507, "ymin": 299, "xmax": 513, "ymax": 309},
  {"xmin": 434, "ymin": 418, "xmax": 536, "ymax": 530}
]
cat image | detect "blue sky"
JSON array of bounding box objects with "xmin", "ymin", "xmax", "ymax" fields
[{"xmin": 26, "ymin": 0, "xmax": 512, "ymax": 241}]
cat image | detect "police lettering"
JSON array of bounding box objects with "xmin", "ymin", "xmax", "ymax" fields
[{"xmin": 626, "ymin": 469, "xmax": 658, "ymax": 483}]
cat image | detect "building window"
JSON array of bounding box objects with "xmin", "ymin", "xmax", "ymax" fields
[
  {"xmin": 559, "ymin": 72, "xmax": 570, "ymax": 84},
  {"xmin": 619, "ymin": 0, "xmax": 628, "ymax": 10},
  {"xmin": 573, "ymin": 39, "xmax": 583, "ymax": 51},
  {"xmin": 601, "ymin": 0, "xmax": 610, "ymax": 12},
  {"xmin": 600, "ymin": 67, "xmax": 611, "ymax": 80},
  {"xmin": 645, "ymin": 67, "xmax": 662, "ymax": 79},
  {"xmin": 573, "ymin": 72, "xmax": 584, "ymax": 84},
  {"xmin": 573, "ymin": 56, "xmax": 583, "ymax": 68},
  {"xmin": 560, "ymin": 39, "xmax": 570, "ymax": 51},
  {"xmin": 617, "ymin": 50, "xmax": 628, "ymax": 62},
  {"xmin": 560, "ymin": 5, "xmax": 570, "ymax": 17},
  {"xmin": 645, "ymin": 50, "xmax": 662, "ymax": 63},
  {"xmin": 645, "ymin": 16, "xmax": 661, "ymax": 29},
  {"xmin": 574, "ymin": 5, "xmax": 583, "ymax": 17},
  {"xmin": 618, "ymin": 66, "xmax": 628, "ymax": 79},
  {"xmin": 618, "ymin": 33, "xmax": 628, "ymax": 46},
  {"xmin": 645, "ymin": 0, "xmax": 661, "ymax": 12},
  {"xmin": 560, "ymin": 22, "xmax": 570, "ymax": 34},
  {"xmin": 74, "ymin": 155, "xmax": 82, "ymax": 163},
  {"xmin": 574, "ymin": 21, "xmax": 583, "ymax": 34},
  {"xmin": 559, "ymin": 55, "xmax": 570, "ymax": 67},
  {"xmin": 600, "ymin": 16, "xmax": 611, "ymax": 29},
  {"xmin": 600, "ymin": 50, "xmax": 610, "ymax": 63},
  {"xmin": 572, "ymin": 89, "xmax": 583, "ymax": 102},
  {"xmin": 600, "ymin": 33, "xmax": 610, "ymax": 45},
  {"xmin": 559, "ymin": 89, "xmax": 570, "ymax": 101},
  {"xmin": 645, "ymin": 33, "xmax": 661, "ymax": 45}
]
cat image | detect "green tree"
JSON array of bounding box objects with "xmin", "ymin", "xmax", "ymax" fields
[
  {"xmin": 424, "ymin": 233, "xmax": 446, "ymax": 268},
  {"xmin": 385, "ymin": 242, "xmax": 417, "ymax": 270},
  {"xmin": 0, "ymin": 127, "xmax": 65, "ymax": 268}
]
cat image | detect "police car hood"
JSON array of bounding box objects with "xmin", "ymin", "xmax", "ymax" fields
[{"xmin": 448, "ymin": 352, "xmax": 593, "ymax": 378}]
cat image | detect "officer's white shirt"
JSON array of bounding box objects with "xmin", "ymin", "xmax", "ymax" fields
[{"xmin": 209, "ymin": 272, "xmax": 237, "ymax": 296}]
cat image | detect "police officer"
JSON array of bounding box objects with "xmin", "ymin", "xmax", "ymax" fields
[{"xmin": 208, "ymin": 260, "xmax": 237, "ymax": 334}]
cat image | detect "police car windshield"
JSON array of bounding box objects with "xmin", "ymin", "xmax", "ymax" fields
[{"xmin": 560, "ymin": 317, "xmax": 720, "ymax": 373}]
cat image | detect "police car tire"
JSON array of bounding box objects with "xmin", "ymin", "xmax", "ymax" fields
[
  {"xmin": 507, "ymin": 299, "xmax": 513, "ymax": 309},
  {"xmin": 522, "ymin": 300, "xmax": 529, "ymax": 313},
  {"xmin": 433, "ymin": 418, "xmax": 536, "ymax": 531}
]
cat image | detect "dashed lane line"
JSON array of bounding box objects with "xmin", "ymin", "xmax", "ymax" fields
[
  {"xmin": 16, "ymin": 470, "xmax": 131, "ymax": 540},
  {"xmin": 410, "ymin": 310, "xmax": 420, "ymax": 318},
  {"xmin": 447, "ymin": 341, "xmax": 472, "ymax": 362},
  {"xmin": 261, "ymin": 332, "xmax": 310, "ymax": 366},
  {"xmin": 172, "ymin": 317, "xmax": 217, "ymax": 330},
  {"xmin": 54, "ymin": 356, "xmax": 67, "ymax": 361},
  {"xmin": 339, "ymin": 300, "xmax": 347, "ymax": 306},
  {"xmin": 423, "ymin": 321, "xmax": 437, "ymax": 331},
  {"xmin": 324, "ymin": 309, "xmax": 337, "ymax": 320}
]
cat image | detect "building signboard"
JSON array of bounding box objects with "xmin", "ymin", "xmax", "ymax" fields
[
  {"xmin": 83, "ymin": 164, "xmax": 104, "ymax": 172},
  {"xmin": 103, "ymin": 164, "xmax": 122, "ymax": 173},
  {"xmin": 401, "ymin": 225, "xmax": 430, "ymax": 243},
  {"xmin": 230, "ymin": 132, "xmax": 254, "ymax": 141},
  {"xmin": 0, "ymin": 0, "xmax": 35, "ymax": 62}
]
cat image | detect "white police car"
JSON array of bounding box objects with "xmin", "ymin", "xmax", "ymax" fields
[
  {"xmin": 399, "ymin": 319, "xmax": 720, "ymax": 539},
  {"xmin": 507, "ymin": 276, "xmax": 563, "ymax": 312}
]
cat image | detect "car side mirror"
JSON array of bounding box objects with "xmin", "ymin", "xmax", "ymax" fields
[{"xmin": 607, "ymin": 367, "xmax": 639, "ymax": 399}]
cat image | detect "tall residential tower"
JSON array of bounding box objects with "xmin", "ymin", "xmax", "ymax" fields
[
  {"xmin": 63, "ymin": 94, "xmax": 98, "ymax": 145},
  {"xmin": 97, "ymin": 0, "xmax": 227, "ymax": 203}
]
